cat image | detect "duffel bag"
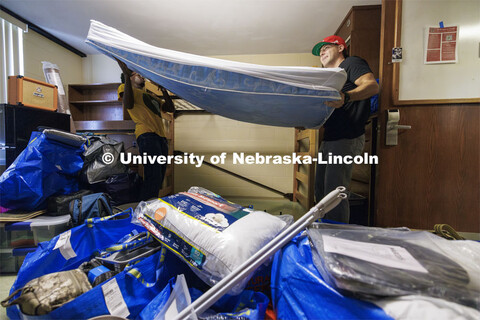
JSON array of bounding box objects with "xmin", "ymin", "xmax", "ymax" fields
[{"xmin": 46, "ymin": 189, "xmax": 92, "ymax": 216}]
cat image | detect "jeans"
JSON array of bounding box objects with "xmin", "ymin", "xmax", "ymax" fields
[
  {"xmin": 315, "ymin": 135, "xmax": 365, "ymax": 223},
  {"xmin": 136, "ymin": 132, "xmax": 168, "ymax": 201}
]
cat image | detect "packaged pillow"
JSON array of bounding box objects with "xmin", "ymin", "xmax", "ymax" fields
[{"xmin": 134, "ymin": 187, "xmax": 287, "ymax": 294}]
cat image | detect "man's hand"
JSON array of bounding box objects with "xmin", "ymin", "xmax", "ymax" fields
[
  {"xmin": 159, "ymin": 85, "xmax": 175, "ymax": 113},
  {"xmin": 115, "ymin": 58, "xmax": 134, "ymax": 109},
  {"xmin": 115, "ymin": 58, "xmax": 132, "ymax": 78},
  {"xmin": 325, "ymin": 92, "xmax": 345, "ymax": 109},
  {"xmin": 159, "ymin": 86, "xmax": 169, "ymax": 94}
]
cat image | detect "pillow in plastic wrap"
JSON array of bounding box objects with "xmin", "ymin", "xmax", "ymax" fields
[
  {"xmin": 307, "ymin": 223, "xmax": 480, "ymax": 309},
  {"xmin": 134, "ymin": 187, "xmax": 289, "ymax": 294}
]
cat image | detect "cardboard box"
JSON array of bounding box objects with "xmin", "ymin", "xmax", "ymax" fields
[{"xmin": 8, "ymin": 75, "xmax": 58, "ymax": 111}]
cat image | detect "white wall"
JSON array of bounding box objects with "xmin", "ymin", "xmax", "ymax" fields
[
  {"xmin": 1, "ymin": 27, "xmax": 83, "ymax": 171},
  {"xmin": 399, "ymin": 0, "xmax": 480, "ymax": 100},
  {"xmin": 82, "ymin": 54, "xmax": 121, "ymax": 84}
]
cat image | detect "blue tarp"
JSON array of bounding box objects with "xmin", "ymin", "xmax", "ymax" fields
[{"xmin": 271, "ymin": 234, "xmax": 393, "ymax": 320}]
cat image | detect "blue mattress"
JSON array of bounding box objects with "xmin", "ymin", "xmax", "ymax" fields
[{"xmin": 86, "ymin": 21, "xmax": 347, "ymax": 128}]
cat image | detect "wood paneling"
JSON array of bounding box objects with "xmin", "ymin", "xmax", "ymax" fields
[
  {"xmin": 336, "ymin": 5, "xmax": 381, "ymax": 78},
  {"xmin": 375, "ymin": 104, "xmax": 480, "ymax": 231}
]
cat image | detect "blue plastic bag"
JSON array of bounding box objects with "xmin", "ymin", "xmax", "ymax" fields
[
  {"xmin": 0, "ymin": 131, "xmax": 84, "ymax": 211},
  {"xmin": 271, "ymin": 233, "xmax": 393, "ymax": 320},
  {"xmin": 6, "ymin": 210, "xmax": 158, "ymax": 319},
  {"xmin": 7, "ymin": 251, "xmax": 165, "ymax": 320},
  {"xmin": 10, "ymin": 210, "xmax": 140, "ymax": 289},
  {"xmin": 191, "ymin": 288, "xmax": 269, "ymax": 319},
  {"xmin": 137, "ymin": 277, "xmax": 269, "ymax": 320},
  {"xmin": 137, "ymin": 246, "xmax": 269, "ymax": 320},
  {"xmin": 136, "ymin": 278, "xmax": 174, "ymax": 320}
]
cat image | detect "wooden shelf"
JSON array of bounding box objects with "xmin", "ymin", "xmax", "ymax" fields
[
  {"xmin": 70, "ymin": 100, "xmax": 120, "ymax": 105},
  {"xmin": 74, "ymin": 120, "xmax": 135, "ymax": 131},
  {"xmin": 69, "ymin": 83, "xmax": 120, "ymax": 90},
  {"xmin": 69, "ymin": 83, "xmax": 125, "ymax": 123},
  {"xmin": 335, "ymin": 5, "xmax": 381, "ymax": 78}
]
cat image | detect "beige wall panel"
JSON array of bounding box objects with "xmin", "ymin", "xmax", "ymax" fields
[{"xmin": 23, "ymin": 30, "xmax": 83, "ymax": 96}]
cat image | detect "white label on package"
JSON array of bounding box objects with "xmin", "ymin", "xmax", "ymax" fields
[
  {"xmin": 102, "ymin": 278, "xmax": 130, "ymax": 318},
  {"xmin": 322, "ymin": 235, "xmax": 428, "ymax": 273},
  {"xmin": 53, "ymin": 230, "xmax": 77, "ymax": 260}
]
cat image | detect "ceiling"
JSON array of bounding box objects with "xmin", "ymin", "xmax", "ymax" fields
[{"xmin": 2, "ymin": 0, "xmax": 381, "ymax": 57}]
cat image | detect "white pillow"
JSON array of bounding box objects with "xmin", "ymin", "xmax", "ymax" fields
[{"xmin": 135, "ymin": 189, "xmax": 286, "ymax": 293}]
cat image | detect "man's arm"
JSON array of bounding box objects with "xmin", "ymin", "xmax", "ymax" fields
[
  {"xmin": 326, "ymin": 72, "xmax": 379, "ymax": 109},
  {"xmin": 116, "ymin": 59, "xmax": 134, "ymax": 109},
  {"xmin": 160, "ymin": 87, "xmax": 175, "ymax": 113},
  {"xmin": 347, "ymin": 72, "xmax": 379, "ymax": 101}
]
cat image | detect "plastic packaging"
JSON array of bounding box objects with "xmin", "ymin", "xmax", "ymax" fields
[
  {"xmin": 153, "ymin": 274, "xmax": 196, "ymax": 320},
  {"xmin": 134, "ymin": 187, "xmax": 287, "ymax": 294},
  {"xmin": 42, "ymin": 61, "xmax": 75, "ymax": 132},
  {"xmin": 307, "ymin": 223, "xmax": 480, "ymax": 309},
  {"xmin": 138, "ymin": 274, "xmax": 269, "ymax": 320}
]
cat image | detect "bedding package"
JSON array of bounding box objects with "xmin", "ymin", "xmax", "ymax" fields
[{"xmin": 134, "ymin": 187, "xmax": 290, "ymax": 294}]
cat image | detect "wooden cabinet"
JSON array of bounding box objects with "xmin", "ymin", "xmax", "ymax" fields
[
  {"xmin": 335, "ymin": 5, "xmax": 381, "ymax": 78},
  {"xmin": 336, "ymin": 5, "xmax": 381, "ymax": 225}
]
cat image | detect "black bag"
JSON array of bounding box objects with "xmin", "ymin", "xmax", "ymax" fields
[
  {"xmin": 46, "ymin": 189, "xmax": 92, "ymax": 216},
  {"xmin": 80, "ymin": 136, "xmax": 127, "ymax": 184},
  {"xmin": 104, "ymin": 171, "xmax": 143, "ymax": 206}
]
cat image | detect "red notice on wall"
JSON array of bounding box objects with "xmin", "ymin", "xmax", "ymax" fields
[{"xmin": 424, "ymin": 26, "xmax": 458, "ymax": 64}]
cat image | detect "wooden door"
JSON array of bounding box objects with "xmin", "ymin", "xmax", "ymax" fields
[{"xmin": 374, "ymin": 0, "xmax": 480, "ymax": 232}]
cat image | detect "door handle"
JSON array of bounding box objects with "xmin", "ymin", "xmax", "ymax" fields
[
  {"xmin": 387, "ymin": 124, "xmax": 412, "ymax": 130},
  {"xmin": 386, "ymin": 109, "xmax": 411, "ymax": 146}
]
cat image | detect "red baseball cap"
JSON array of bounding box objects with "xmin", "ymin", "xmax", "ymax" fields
[{"xmin": 312, "ymin": 35, "xmax": 347, "ymax": 56}]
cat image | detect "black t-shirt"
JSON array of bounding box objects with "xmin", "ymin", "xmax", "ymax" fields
[{"xmin": 323, "ymin": 56, "xmax": 373, "ymax": 141}]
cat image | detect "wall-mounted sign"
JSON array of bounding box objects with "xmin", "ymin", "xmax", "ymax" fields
[
  {"xmin": 424, "ymin": 26, "xmax": 458, "ymax": 64},
  {"xmin": 392, "ymin": 47, "xmax": 403, "ymax": 63}
]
